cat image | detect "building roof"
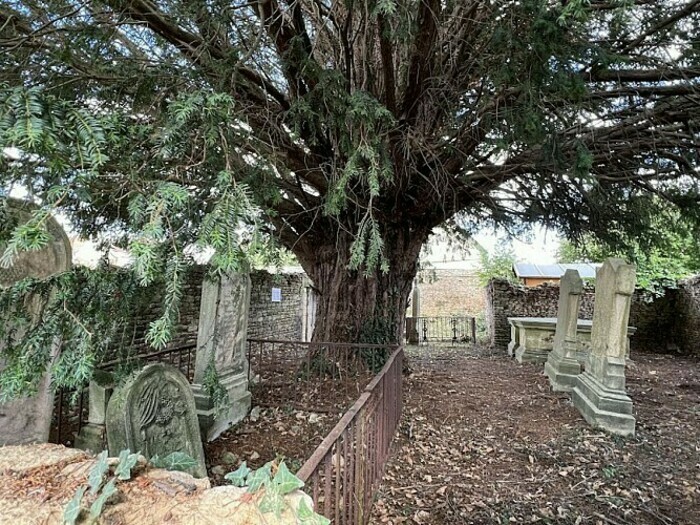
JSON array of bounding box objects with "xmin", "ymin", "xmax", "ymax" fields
[{"xmin": 512, "ymin": 263, "xmax": 599, "ymax": 279}]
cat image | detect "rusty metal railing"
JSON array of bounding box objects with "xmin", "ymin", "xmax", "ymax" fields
[
  {"xmin": 50, "ymin": 343, "xmax": 197, "ymax": 446},
  {"xmin": 296, "ymin": 347, "xmax": 404, "ymax": 524},
  {"xmin": 405, "ymin": 316, "xmax": 476, "ymax": 345}
]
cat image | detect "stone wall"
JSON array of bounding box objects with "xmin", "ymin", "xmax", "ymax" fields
[
  {"xmin": 417, "ymin": 270, "xmax": 485, "ymax": 317},
  {"xmin": 111, "ymin": 267, "xmax": 206, "ymax": 355},
  {"xmin": 247, "ymin": 270, "xmax": 308, "ymax": 341},
  {"xmin": 676, "ymin": 276, "xmax": 700, "ymax": 354},
  {"xmin": 486, "ymin": 279, "xmax": 682, "ymax": 354},
  {"xmin": 112, "ymin": 268, "xmax": 309, "ymax": 358}
]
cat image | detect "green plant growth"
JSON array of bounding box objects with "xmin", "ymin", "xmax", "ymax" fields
[
  {"xmin": 225, "ymin": 460, "xmax": 330, "ymax": 524},
  {"xmin": 64, "ymin": 449, "xmax": 140, "ymax": 525},
  {"xmin": 476, "ymin": 243, "xmax": 519, "ymax": 286},
  {"xmin": 149, "ymin": 452, "xmax": 199, "ymax": 473},
  {"xmin": 557, "ymin": 212, "xmax": 700, "ymax": 296},
  {"xmin": 4, "ymin": 0, "xmax": 699, "ymax": 349},
  {"xmin": 203, "ymin": 357, "xmax": 231, "ymax": 416}
]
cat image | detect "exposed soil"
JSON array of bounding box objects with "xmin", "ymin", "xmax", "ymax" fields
[
  {"xmin": 371, "ymin": 345, "xmax": 700, "ymax": 525},
  {"xmin": 205, "ymin": 372, "xmax": 374, "ymax": 485}
]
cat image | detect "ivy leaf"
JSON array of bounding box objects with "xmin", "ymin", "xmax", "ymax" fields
[
  {"xmin": 224, "ymin": 461, "xmax": 251, "ymax": 487},
  {"xmin": 258, "ymin": 482, "xmax": 285, "ymax": 516},
  {"xmin": 297, "ymin": 498, "xmax": 330, "ymax": 525},
  {"xmin": 89, "ymin": 478, "xmax": 117, "ymax": 519},
  {"xmin": 246, "ymin": 461, "xmax": 273, "ymax": 493},
  {"xmin": 272, "ymin": 461, "xmax": 304, "ymax": 495},
  {"xmin": 114, "ymin": 450, "xmax": 140, "ymax": 481},
  {"xmin": 150, "ymin": 452, "xmax": 197, "ymax": 472},
  {"xmin": 63, "ymin": 485, "xmax": 85, "ymax": 525},
  {"xmin": 88, "ymin": 450, "xmax": 109, "ymax": 495}
]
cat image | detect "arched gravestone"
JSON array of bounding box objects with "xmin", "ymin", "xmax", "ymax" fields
[
  {"xmin": 0, "ymin": 199, "xmax": 72, "ymax": 286},
  {"xmin": 106, "ymin": 363, "xmax": 207, "ymax": 478},
  {"xmin": 0, "ymin": 199, "xmax": 72, "ymax": 445}
]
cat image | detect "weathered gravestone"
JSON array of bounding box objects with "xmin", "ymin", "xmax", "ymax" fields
[
  {"xmin": 545, "ymin": 270, "xmax": 584, "ymax": 391},
  {"xmin": 106, "ymin": 363, "xmax": 207, "ymax": 478},
  {"xmin": 0, "ymin": 199, "xmax": 72, "ymax": 445},
  {"xmin": 572, "ymin": 259, "xmax": 636, "ymax": 436},
  {"xmin": 191, "ymin": 273, "xmax": 252, "ymax": 441},
  {"xmin": 74, "ymin": 370, "xmax": 114, "ymax": 453}
]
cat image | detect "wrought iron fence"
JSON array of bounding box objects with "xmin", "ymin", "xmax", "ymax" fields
[
  {"xmin": 296, "ymin": 347, "xmax": 403, "ymax": 525},
  {"xmin": 50, "ymin": 343, "xmax": 197, "ymax": 446},
  {"xmin": 405, "ymin": 316, "xmax": 476, "ymax": 345},
  {"xmin": 247, "ymin": 339, "xmax": 397, "ymax": 413}
]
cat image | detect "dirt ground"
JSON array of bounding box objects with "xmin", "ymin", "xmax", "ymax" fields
[
  {"xmin": 205, "ymin": 372, "xmax": 374, "ymax": 484},
  {"xmin": 370, "ymin": 345, "xmax": 700, "ymax": 525}
]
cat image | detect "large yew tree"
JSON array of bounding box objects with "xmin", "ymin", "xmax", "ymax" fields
[{"xmin": 2, "ymin": 0, "xmax": 700, "ymax": 345}]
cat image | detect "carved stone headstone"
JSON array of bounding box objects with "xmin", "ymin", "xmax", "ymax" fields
[
  {"xmin": 0, "ymin": 199, "xmax": 72, "ymax": 446},
  {"xmin": 106, "ymin": 363, "xmax": 207, "ymax": 478},
  {"xmin": 545, "ymin": 270, "xmax": 584, "ymax": 391},
  {"xmin": 572, "ymin": 259, "xmax": 636, "ymax": 436},
  {"xmin": 191, "ymin": 273, "xmax": 252, "ymax": 441}
]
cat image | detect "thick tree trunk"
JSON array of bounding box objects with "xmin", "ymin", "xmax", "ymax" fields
[{"xmin": 303, "ymin": 223, "xmax": 429, "ymax": 345}]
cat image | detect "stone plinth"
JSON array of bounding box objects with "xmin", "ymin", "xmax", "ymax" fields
[
  {"xmin": 572, "ymin": 259, "xmax": 636, "ymax": 436},
  {"xmin": 507, "ymin": 317, "xmax": 636, "ymax": 365},
  {"xmin": 106, "ymin": 364, "xmax": 207, "ymax": 478}
]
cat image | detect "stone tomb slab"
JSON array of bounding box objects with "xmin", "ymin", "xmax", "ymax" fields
[
  {"xmin": 507, "ymin": 317, "xmax": 636, "ymax": 365},
  {"xmin": 106, "ymin": 363, "xmax": 207, "ymax": 478}
]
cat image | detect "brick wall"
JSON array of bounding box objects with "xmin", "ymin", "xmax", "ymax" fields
[
  {"xmin": 486, "ymin": 278, "xmax": 681, "ymax": 354},
  {"xmin": 417, "ymin": 270, "xmax": 485, "ymax": 317}
]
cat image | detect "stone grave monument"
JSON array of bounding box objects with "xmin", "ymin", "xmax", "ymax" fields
[
  {"xmin": 572, "ymin": 259, "xmax": 636, "ymax": 436},
  {"xmin": 0, "ymin": 199, "xmax": 72, "ymax": 445},
  {"xmin": 74, "ymin": 370, "xmax": 114, "ymax": 452},
  {"xmin": 106, "ymin": 363, "xmax": 207, "ymax": 478},
  {"xmin": 544, "ymin": 269, "xmax": 584, "ymax": 391},
  {"xmin": 191, "ymin": 273, "xmax": 252, "ymax": 441}
]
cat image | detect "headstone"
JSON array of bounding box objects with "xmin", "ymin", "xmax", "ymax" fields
[
  {"xmin": 572, "ymin": 259, "xmax": 636, "ymax": 436},
  {"xmin": 106, "ymin": 363, "xmax": 207, "ymax": 478},
  {"xmin": 75, "ymin": 370, "xmax": 114, "ymax": 453},
  {"xmin": 191, "ymin": 273, "xmax": 252, "ymax": 441},
  {"xmin": 0, "ymin": 199, "xmax": 72, "ymax": 446},
  {"xmin": 407, "ymin": 284, "xmax": 420, "ymax": 344},
  {"xmin": 544, "ymin": 270, "xmax": 584, "ymax": 391},
  {"xmin": 300, "ymin": 277, "xmax": 317, "ymax": 342}
]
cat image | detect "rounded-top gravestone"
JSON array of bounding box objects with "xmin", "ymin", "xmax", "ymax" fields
[
  {"xmin": 106, "ymin": 363, "xmax": 207, "ymax": 478},
  {"xmin": 0, "ymin": 198, "xmax": 72, "ymax": 446},
  {"xmin": 0, "ymin": 198, "xmax": 72, "ymax": 287}
]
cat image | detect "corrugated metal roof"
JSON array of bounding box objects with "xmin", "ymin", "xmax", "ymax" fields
[{"xmin": 512, "ymin": 263, "xmax": 599, "ymax": 279}]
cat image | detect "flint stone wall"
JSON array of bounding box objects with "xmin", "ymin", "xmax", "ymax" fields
[{"xmin": 487, "ymin": 279, "xmax": 682, "ymax": 354}]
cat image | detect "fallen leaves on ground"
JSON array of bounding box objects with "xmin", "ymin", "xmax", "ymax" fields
[{"xmin": 370, "ymin": 345, "xmax": 700, "ymax": 525}]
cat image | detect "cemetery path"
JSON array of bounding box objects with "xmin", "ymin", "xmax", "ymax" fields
[{"xmin": 370, "ymin": 345, "xmax": 700, "ymax": 525}]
